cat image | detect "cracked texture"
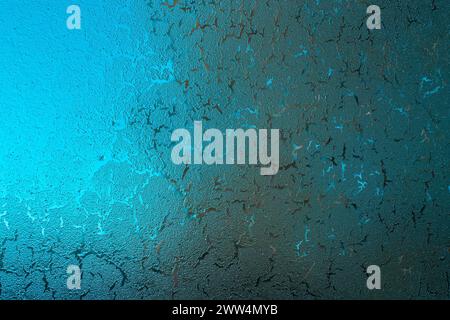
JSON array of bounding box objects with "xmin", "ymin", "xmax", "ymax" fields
[{"xmin": 0, "ymin": 0, "xmax": 449, "ymax": 299}]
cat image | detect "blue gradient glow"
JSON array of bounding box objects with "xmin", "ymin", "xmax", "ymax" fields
[{"xmin": 0, "ymin": 0, "xmax": 449, "ymax": 299}]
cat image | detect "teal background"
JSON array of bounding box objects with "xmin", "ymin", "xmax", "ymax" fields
[{"xmin": 0, "ymin": 0, "xmax": 449, "ymax": 299}]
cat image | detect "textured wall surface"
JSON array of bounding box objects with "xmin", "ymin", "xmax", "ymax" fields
[{"xmin": 0, "ymin": 0, "xmax": 449, "ymax": 299}]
